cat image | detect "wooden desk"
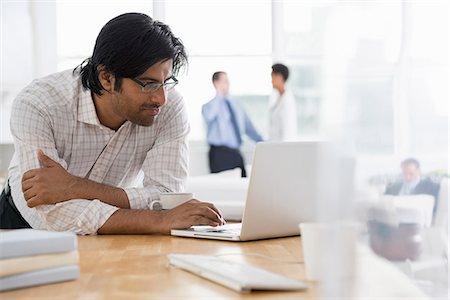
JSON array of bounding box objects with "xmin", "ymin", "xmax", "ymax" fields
[
  {"xmin": 3, "ymin": 234, "xmax": 428, "ymax": 299},
  {"xmin": 4, "ymin": 235, "xmax": 315, "ymax": 299}
]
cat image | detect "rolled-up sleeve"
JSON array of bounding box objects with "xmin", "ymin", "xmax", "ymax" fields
[{"xmin": 9, "ymin": 94, "xmax": 119, "ymax": 235}]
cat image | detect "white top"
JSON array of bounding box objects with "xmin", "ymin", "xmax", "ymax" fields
[
  {"xmin": 8, "ymin": 69, "xmax": 189, "ymax": 234},
  {"xmin": 268, "ymin": 89, "xmax": 298, "ymax": 141}
]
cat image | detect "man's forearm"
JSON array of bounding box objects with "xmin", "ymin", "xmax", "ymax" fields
[
  {"xmin": 97, "ymin": 200, "xmax": 225, "ymax": 235},
  {"xmin": 97, "ymin": 209, "xmax": 162, "ymax": 234},
  {"xmin": 71, "ymin": 177, "xmax": 130, "ymax": 209}
]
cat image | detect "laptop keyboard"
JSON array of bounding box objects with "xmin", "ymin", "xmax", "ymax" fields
[
  {"xmin": 190, "ymin": 223, "xmax": 242, "ymax": 234},
  {"xmin": 168, "ymin": 254, "xmax": 308, "ymax": 292}
]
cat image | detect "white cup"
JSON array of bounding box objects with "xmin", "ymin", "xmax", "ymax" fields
[
  {"xmin": 159, "ymin": 192, "xmax": 194, "ymax": 210},
  {"xmin": 300, "ymin": 222, "xmax": 357, "ymax": 281},
  {"xmin": 300, "ymin": 223, "xmax": 325, "ymax": 281}
]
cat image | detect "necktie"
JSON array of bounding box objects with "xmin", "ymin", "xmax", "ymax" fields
[{"xmin": 225, "ymin": 99, "xmax": 242, "ymax": 146}]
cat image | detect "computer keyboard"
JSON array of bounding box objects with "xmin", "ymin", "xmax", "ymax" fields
[
  {"xmin": 167, "ymin": 254, "xmax": 308, "ymax": 292},
  {"xmin": 190, "ymin": 223, "xmax": 242, "ymax": 234}
]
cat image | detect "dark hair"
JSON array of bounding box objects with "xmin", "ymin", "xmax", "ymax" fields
[
  {"xmin": 74, "ymin": 13, "xmax": 188, "ymax": 96},
  {"xmin": 271, "ymin": 63, "xmax": 289, "ymax": 81},
  {"xmin": 212, "ymin": 71, "xmax": 226, "ymax": 82},
  {"xmin": 401, "ymin": 158, "xmax": 421, "ymax": 169}
]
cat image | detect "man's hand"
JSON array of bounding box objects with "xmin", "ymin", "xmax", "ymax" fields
[
  {"xmin": 22, "ymin": 150, "xmax": 79, "ymax": 208},
  {"xmin": 158, "ymin": 199, "xmax": 226, "ymax": 234}
]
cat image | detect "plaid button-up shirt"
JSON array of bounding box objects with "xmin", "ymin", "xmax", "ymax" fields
[{"xmin": 8, "ymin": 70, "xmax": 189, "ymax": 234}]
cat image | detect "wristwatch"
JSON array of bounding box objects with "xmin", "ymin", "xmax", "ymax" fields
[{"xmin": 149, "ymin": 200, "xmax": 163, "ymax": 211}]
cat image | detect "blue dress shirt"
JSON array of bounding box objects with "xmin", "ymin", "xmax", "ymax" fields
[{"xmin": 202, "ymin": 95, "xmax": 263, "ymax": 149}]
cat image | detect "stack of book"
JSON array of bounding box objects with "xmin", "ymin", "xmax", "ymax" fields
[{"xmin": 0, "ymin": 229, "xmax": 79, "ymax": 292}]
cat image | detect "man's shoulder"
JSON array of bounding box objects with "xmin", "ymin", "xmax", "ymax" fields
[
  {"xmin": 418, "ymin": 178, "xmax": 440, "ymax": 189},
  {"xmin": 414, "ymin": 178, "xmax": 440, "ymax": 199},
  {"xmin": 283, "ymin": 89, "xmax": 297, "ymax": 102},
  {"xmin": 163, "ymin": 89, "xmax": 185, "ymax": 112},
  {"xmin": 202, "ymin": 96, "xmax": 221, "ymax": 108},
  {"xmin": 14, "ymin": 70, "xmax": 80, "ymax": 109},
  {"xmin": 25, "ymin": 69, "xmax": 78, "ymax": 92},
  {"xmin": 158, "ymin": 90, "xmax": 186, "ymax": 120}
]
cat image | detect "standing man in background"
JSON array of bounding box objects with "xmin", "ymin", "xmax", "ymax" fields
[
  {"xmin": 202, "ymin": 72, "xmax": 263, "ymax": 177},
  {"xmin": 269, "ymin": 63, "xmax": 298, "ymax": 141}
]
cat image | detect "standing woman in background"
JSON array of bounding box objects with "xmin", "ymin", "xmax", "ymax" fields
[{"xmin": 269, "ymin": 63, "xmax": 298, "ymax": 141}]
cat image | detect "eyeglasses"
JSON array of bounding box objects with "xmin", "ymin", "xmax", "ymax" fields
[{"xmin": 131, "ymin": 77, "xmax": 179, "ymax": 93}]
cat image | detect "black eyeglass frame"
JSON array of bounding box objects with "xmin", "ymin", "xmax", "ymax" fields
[{"xmin": 131, "ymin": 76, "xmax": 179, "ymax": 93}]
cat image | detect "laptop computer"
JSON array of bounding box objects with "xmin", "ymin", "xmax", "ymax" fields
[{"xmin": 171, "ymin": 141, "xmax": 322, "ymax": 241}]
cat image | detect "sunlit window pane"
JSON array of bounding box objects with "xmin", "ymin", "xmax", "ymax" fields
[
  {"xmin": 165, "ymin": 0, "xmax": 271, "ymax": 55},
  {"xmin": 411, "ymin": 2, "xmax": 448, "ymax": 63},
  {"xmin": 282, "ymin": 1, "xmax": 328, "ymax": 57},
  {"xmin": 56, "ymin": 1, "xmax": 153, "ymax": 69}
]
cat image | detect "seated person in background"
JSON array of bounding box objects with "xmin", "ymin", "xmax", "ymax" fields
[
  {"xmin": 385, "ymin": 158, "xmax": 440, "ymax": 214},
  {"xmin": 0, "ymin": 13, "xmax": 224, "ymax": 234},
  {"xmin": 202, "ymin": 71, "xmax": 263, "ymax": 177}
]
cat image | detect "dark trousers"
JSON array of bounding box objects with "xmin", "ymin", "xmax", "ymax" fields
[
  {"xmin": 209, "ymin": 145, "xmax": 247, "ymax": 178},
  {"xmin": 0, "ymin": 182, "xmax": 31, "ymax": 229}
]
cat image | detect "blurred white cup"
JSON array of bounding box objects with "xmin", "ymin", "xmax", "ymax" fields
[
  {"xmin": 300, "ymin": 223, "xmax": 325, "ymax": 281},
  {"xmin": 159, "ymin": 192, "xmax": 194, "ymax": 210},
  {"xmin": 300, "ymin": 222, "xmax": 357, "ymax": 281}
]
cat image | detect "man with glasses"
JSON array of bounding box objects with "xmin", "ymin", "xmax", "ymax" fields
[{"xmin": 0, "ymin": 13, "xmax": 225, "ymax": 234}]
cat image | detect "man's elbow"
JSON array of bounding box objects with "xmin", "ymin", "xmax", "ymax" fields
[{"xmin": 34, "ymin": 207, "xmax": 98, "ymax": 235}]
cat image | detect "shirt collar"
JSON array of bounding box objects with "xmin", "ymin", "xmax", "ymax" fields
[
  {"xmin": 215, "ymin": 93, "xmax": 229, "ymax": 100},
  {"xmin": 77, "ymin": 88, "xmax": 102, "ymax": 127}
]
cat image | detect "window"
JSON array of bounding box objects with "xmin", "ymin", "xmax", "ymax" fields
[
  {"xmin": 2, "ymin": 0, "xmax": 447, "ymax": 156},
  {"xmin": 280, "ymin": 2, "xmax": 329, "ymax": 137},
  {"xmin": 407, "ymin": 2, "xmax": 448, "ymax": 154},
  {"xmin": 56, "ymin": 1, "xmax": 153, "ymax": 70},
  {"xmin": 165, "ymin": 0, "xmax": 272, "ymax": 140},
  {"xmin": 165, "ymin": 1, "xmax": 271, "ymax": 56},
  {"xmin": 317, "ymin": 1, "xmax": 403, "ymax": 154}
]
